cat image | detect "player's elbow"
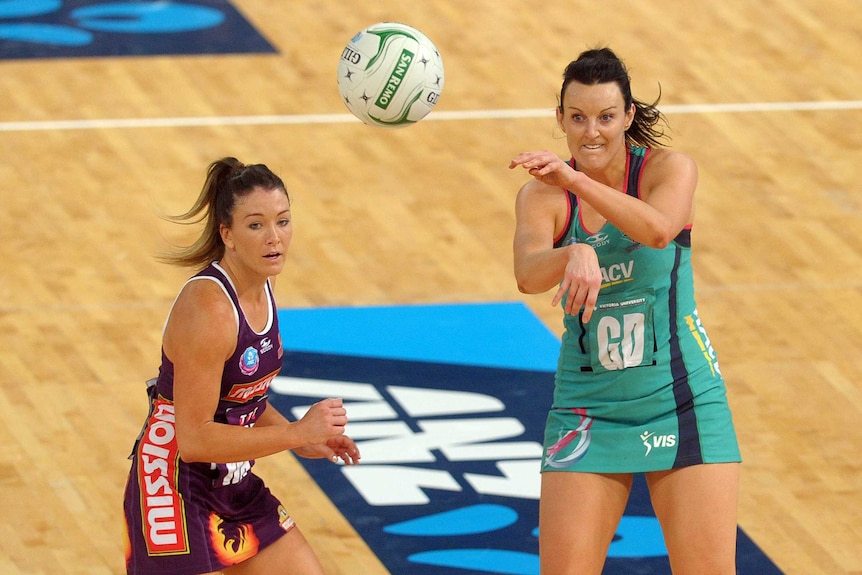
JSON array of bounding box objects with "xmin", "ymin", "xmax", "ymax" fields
[
  {"xmin": 175, "ymin": 431, "xmax": 209, "ymax": 463},
  {"xmin": 516, "ymin": 280, "xmax": 533, "ymax": 295},
  {"xmin": 176, "ymin": 443, "xmax": 205, "ymax": 464},
  {"xmin": 514, "ymin": 267, "xmax": 533, "ymax": 294},
  {"xmin": 641, "ymin": 222, "xmax": 681, "ymax": 250},
  {"xmin": 648, "ymin": 232, "xmax": 672, "ymax": 250},
  {"xmin": 515, "ymin": 273, "xmax": 551, "ymax": 295}
]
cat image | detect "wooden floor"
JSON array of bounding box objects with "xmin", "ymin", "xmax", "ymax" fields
[{"xmin": 1, "ymin": 1, "xmax": 860, "ymax": 573}]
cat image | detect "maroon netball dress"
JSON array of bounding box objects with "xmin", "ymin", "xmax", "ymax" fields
[{"xmin": 123, "ymin": 262, "xmax": 293, "ymax": 575}]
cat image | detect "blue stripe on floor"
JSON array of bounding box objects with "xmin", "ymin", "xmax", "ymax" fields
[{"xmin": 278, "ymin": 301, "xmax": 560, "ymax": 372}]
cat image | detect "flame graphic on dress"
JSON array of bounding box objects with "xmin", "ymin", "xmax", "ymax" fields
[
  {"xmin": 545, "ymin": 408, "xmax": 593, "ymax": 468},
  {"xmin": 208, "ymin": 513, "xmax": 259, "ymax": 566}
]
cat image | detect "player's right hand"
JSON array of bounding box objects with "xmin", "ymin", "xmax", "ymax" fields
[{"xmin": 296, "ymin": 398, "xmax": 348, "ymax": 445}]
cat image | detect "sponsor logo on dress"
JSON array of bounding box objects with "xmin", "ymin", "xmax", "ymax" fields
[
  {"xmin": 600, "ymin": 259, "xmax": 635, "ymax": 287},
  {"xmin": 585, "ymin": 231, "xmax": 611, "ymax": 248},
  {"xmin": 225, "ymin": 371, "xmax": 279, "ymax": 402},
  {"xmin": 621, "ymin": 232, "xmax": 644, "ymax": 253},
  {"xmin": 684, "ymin": 311, "xmax": 721, "ymax": 377},
  {"xmin": 138, "ymin": 399, "xmax": 189, "ymax": 556},
  {"xmin": 277, "ymin": 505, "xmax": 296, "ymax": 532},
  {"xmin": 640, "ymin": 430, "xmax": 677, "ymax": 456},
  {"xmin": 239, "ymin": 346, "xmax": 260, "ymax": 376},
  {"xmin": 260, "ymin": 337, "xmax": 273, "ymax": 354}
]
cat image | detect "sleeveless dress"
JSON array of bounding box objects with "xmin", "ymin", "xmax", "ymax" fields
[
  {"xmin": 541, "ymin": 146, "xmax": 741, "ymax": 473},
  {"xmin": 123, "ymin": 262, "xmax": 293, "ymax": 574}
]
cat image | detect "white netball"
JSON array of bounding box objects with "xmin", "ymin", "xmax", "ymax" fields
[{"xmin": 337, "ymin": 22, "xmax": 444, "ymax": 128}]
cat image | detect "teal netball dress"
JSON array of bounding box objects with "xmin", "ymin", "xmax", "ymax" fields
[{"xmin": 542, "ymin": 146, "xmax": 740, "ymax": 473}]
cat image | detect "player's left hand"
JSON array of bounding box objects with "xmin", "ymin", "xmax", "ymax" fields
[{"xmin": 295, "ymin": 436, "xmax": 361, "ymax": 465}]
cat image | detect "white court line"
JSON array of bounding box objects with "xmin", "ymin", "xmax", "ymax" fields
[
  {"xmin": 1, "ymin": 99, "xmax": 861, "ymax": 132},
  {"xmin": 2, "ymin": 279, "xmax": 859, "ymax": 314}
]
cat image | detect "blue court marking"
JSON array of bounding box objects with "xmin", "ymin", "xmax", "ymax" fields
[
  {"xmin": 72, "ymin": 3, "xmax": 225, "ymax": 33},
  {"xmin": 0, "ymin": 23, "xmax": 90, "ymax": 45},
  {"xmin": 409, "ymin": 549, "xmax": 539, "ymax": 575},
  {"xmin": 384, "ymin": 504, "xmax": 519, "ymax": 537},
  {"xmin": 0, "ymin": 0, "xmax": 274, "ymax": 59},
  {"xmin": 278, "ymin": 302, "xmax": 560, "ymax": 372},
  {"xmin": 273, "ymin": 302, "xmax": 785, "ymax": 574},
  {"xmin": 611, "ymin": 516, "xmax": 668, "ymax": 558},
  {"xmin": 0, "ymin": 1, "xmax": 62, "ymax": 19},
  {"xmin": 530, "ymin": 515, "xmax": 668, "ymax": 559}
]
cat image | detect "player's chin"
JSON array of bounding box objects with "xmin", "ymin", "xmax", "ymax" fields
[{"xmin": 261, "ymin": 255, "xmax": 285, "ymax": 273}]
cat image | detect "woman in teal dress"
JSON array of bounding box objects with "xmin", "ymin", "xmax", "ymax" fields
[{"xmin": 510, "ymin": 48, "xmax": 741, "ymax": 575}]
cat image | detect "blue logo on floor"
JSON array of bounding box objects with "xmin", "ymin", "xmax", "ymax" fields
[
  {"xmin": 0, "ymin": 1, "xmax": 274, "ymax": 59},
  {"xmin": 269, "ymin": 302, "xmax": 783, "ymax": 574}
]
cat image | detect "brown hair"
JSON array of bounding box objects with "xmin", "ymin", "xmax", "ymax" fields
[
  {"xmin": 560, "ymin": 47, "xmax": 669, "ymax": 148},
  {"xmin": 160, "ymin": 157, "xmax": 288, "ymax": 269}
]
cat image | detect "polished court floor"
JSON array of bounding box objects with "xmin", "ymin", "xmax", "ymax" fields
[{"xmin": 0, "ymin": 1, "xmax": 860, "ymax": 574}]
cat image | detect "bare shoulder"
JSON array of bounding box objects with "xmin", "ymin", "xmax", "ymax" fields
[
  {"xmin": 645, "ymin": 148, "xmax": 698, "ymax": 180},
  {"xmin": 165, "ymin": 278, "xmax": 236, "ymax": 355},
  {"xmin": 515, "ymin": 178, "xmax": 568, "ymax": 210},
  {"xmin": 514, "ymin": 178, "xmax": 571, "ymax": 242},
  {"xmin": 174, "ymin": 278, "xmax": 233, "ymax": 320}
]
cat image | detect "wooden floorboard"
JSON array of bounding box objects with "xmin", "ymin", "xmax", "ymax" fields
[{"xmin": 0, "ymin": 1, "xmax": 860, "ymax": 573}]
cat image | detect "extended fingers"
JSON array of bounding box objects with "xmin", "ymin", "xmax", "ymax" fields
[
  {"xmin": 553, "ymin": 277, "xmax": 600, "ymax": 321},
  {"xmin": 328, "ymin": 437, "xmax": 361, "ymax": 465},
  {"xmin": 566, "ymin": 281, "xmax": 601, "ymax": 320},
  {"xmin": 509, "ymin": 150, "xmax": 555, "ymax": 170},
  {"xmin": 509, "ymin": 151, "xmax": 534, "ymax": 169},
  {"xmin": 337, "ymin": 447, "xmax": 361, "ymax": 466},
  {"xmin": 582, "ymin": 281, "xmax": 600, "ymax": 322},
  {"xmin": 551, "ymin": 279, "xmax": 570, "ymax": 308},
  {"xmin": 580, "ymin": 291, "xmax": 597, "ymax": 323}
]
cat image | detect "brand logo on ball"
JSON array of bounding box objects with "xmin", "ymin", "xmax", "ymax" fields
[
  {"xmin": 375, "ymin": 49, "xmax": 415, "ymax": 109},
  {"xmin": 340, "ymin": 45, "xmax": 363, "ymax": 65},
  {"xmin": 337, "ymin": 21, "xmax": 445, "ymax": 129}
]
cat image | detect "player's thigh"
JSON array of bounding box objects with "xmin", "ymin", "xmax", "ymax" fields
[
  {"xmin": 646, "ymin": 462, "xmax": 740, "ymax": 575},
  {"xmin": 223, "ymin": 528, "xmax": 325, "ymax": 575},
  {"xmin": 539, "ymin": 471, "xmax": 633, "ymax": 575}
]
